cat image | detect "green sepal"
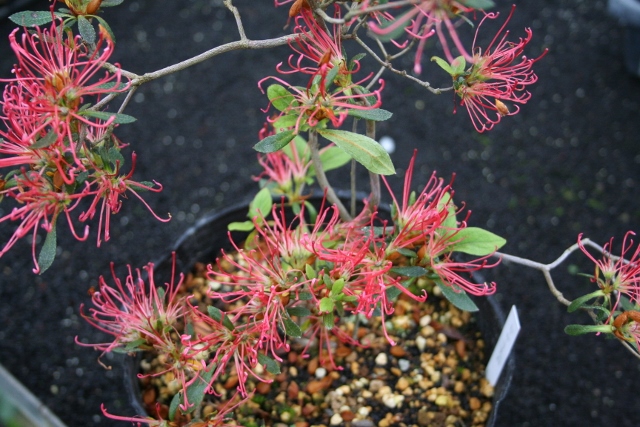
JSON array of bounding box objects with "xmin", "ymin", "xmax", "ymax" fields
[
  {"xmin": 207, "ymin": 306, "xmax": 234, "ymax": 331},
  {"xmin": 37, "ymin": 222, "xmax": 57, "ymax": 274},
  {"xmin": 257, "ymin": 352, "xmax": 281, "ymax": 375},
  {"xmin": 317, "ymin": 129, "xmax": 395, "ymax": 175},
  {"xmin": 254, "ymin": 130, "xmax": 296, "ymax": 153},
  {"xmin": 267, "ymin": 84, "xmax": 294, "ymax": 112},
  {"xmin": 567, "ymin": 290, "xmax": 606, "ymax": 313},
  {"xmin": 448, "ymin": 227, "xmax": 506, "ymax": 256},
  {"xmin": 9, "ymin": 11, "xmax": 60, "ymax": 27},
  {"xmin": 435, "ymin": 280, "xmax": 479, "ymax": 312},
  {"xmin": 77, "ymin": 15, "xmax": 96, "ymax": 44},
  {"xmin": 347, "ymin": 108, "xmax": 393, "ymax": 121}
]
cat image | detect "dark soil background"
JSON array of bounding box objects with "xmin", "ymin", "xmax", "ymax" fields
[{"xmin": 1, "ymin": 0, "xmax": 639, "ymax": 426}]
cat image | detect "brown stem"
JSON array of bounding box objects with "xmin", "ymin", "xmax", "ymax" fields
[{"xmin": 308, "ymin": 131, "xmax": 352, "ymax": 221}]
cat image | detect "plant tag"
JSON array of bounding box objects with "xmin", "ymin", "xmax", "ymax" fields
[{"xmin": 485, "ymin": 305, "xmax": 520, "ymax": 386}]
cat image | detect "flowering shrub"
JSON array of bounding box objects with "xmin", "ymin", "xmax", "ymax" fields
[{"xmin": 0, "ymin": 0, "xmax": 638, "ymax": 425}]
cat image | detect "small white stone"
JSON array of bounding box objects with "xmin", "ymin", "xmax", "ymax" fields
[
  {"xmin": 330, "ymin": 413, "xmax": 343, "ymax": 425},
  {"xmin": 415, "ymin": 336, "xmax": 427, "ymax": 351},
  {"xmin": 315, "ymin": 367, "xmax": 327, "ymax": 379},
  {"xmin": 375, "ymin": 352, "xmax": 388, "ymax": 366},
  {"xmin": 398, "ymin": 359, "xmax": 410, "ymax": 372},
  {"xmin": 382, "ymin": 393, "xmax": 405, "ymax": 409},
  {"xmin": 358, "ymin": 406, "xmax": 371, "ymax": 417},
  {"xmin": 419, "ymin": 314, "xmax": 432, "ymax": 327}
]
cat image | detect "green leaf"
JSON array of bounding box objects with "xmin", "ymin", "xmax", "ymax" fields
[
  {"xmin": 319, "ymin": 297, "xmax": 334, "ymax": 313},
  {"xmin": 385, "ymin": 285, "xmax": 403, "ymax": 301},
  {"xmin": 297, "ymin": 291, "xmax": 313, "ymax": 301},
  {"xmin": 347, "ymin": 108, "xmax": 393, "ymax": 121},
  {"xmin": 183, "ymin": 366, "xmax": 215, "ymax": 414},
  {"xmin": 9, "ymin": 11, "xmax": 58, "ymax": 27},
  {"xmin": 94, "ymin": 16, "xmax": 116, "ymax": 43},
  {"xmin": 227, "ymin": 220, "xmax": 255, "ymax": 232},
  {"xmin": 317, "ymin": 146, "xmax": 351, "ymax": 172},
  {"xmin": 568, "ymin": 290, "xmax": 606, "ymax": 313},
  {"xmin": 463, "ymin": 0, "xmax": 495, "ymax": 9},
  {"xmin": 287, "ymin": 306, "xmax": 311, "ymax": 317},
  {"xmin": 331, "ymin": 278, "xmax": 345, "ymax": 295},
  {"xmin": 283, "ymin": 316, "xmax": 302, "ymax": 337},
  {"xmin": 305, "ymin": 264, "xmax": 317, "ymax": 280},
  {"xmin": 431, "ymin": 56, "xmax": 454, "ymax": 75},
  {"xmin": 451, "ymin": 56, "xmax": 466, "ymax": 75},
  {"xmin": 396, "ymin": 248, "xmax": 417, "ymax": 258},
  {"xmin": 318, "ymin": 129, "xmax": 395, "ymax": 175},
  {"xmin": 77, "ymin": 15, "xmax": 96, "ymax": 44},
  {"xmin": 31, "ymin": 129, "xmax": 58, "ymax": 149},
  {"xmin": 37, "ymin": 222, "xmax": 57, "ymax": 274},
  {"xmin": 207, "ymin": 306, "xmax": 234, "ymax": 331},
  {"xmin": 372, "ymin": 10, "xmax": 412, "ymax": 42},
  {"xmin": 324, "ymin": 66, "xmax": 339, "ymax": 89},
  {"xmin": 322, "ymin": 313, "xmax": 335, "ymax": 330},
  {"xmin": 349, "ymin": 52, "xmax": 366, "ymax": 70},
  {"xmin": 267, "ymin": 84, "xmax": 294, "ymax": 112},
  {"xmin": 248, "ymin": 187, "xmax": 273, "ymax": 220},
  {"xmin": 81, "ymin": 110, "xmax": 137, "ymax": 124},
  {"xmin": 168, "ymin": 393, "xmax": 180, "ymax": 421},
  {"xmin": 448, "ymin": 227, "xmax": 506, "ymax": 256},
  {"xmin": 439, "ymin": 192, "xmax": 457, "ymax": 230},
  {"xmin": 101, "ymin": 0, "xmax": 125, "ymax": 6},
  {"xmin": 564, "ymin": 324, "xmax": 613, "ymax": 336},
  {"xmin": 257, "ymin": 353, "xmax": 281, "ymax": 375},
  {"xmin": 391, "ymin": 266, "xmax": 428, "ymax": 277},
  {"xmin": 435, "ymin": 281, "xmax": 479, "ymax": 312},
  {"xmin": 273, "ymin": 114, "xmax": 299, "ymax": 131},
  {"xmin": 254, "ymin": 130, "xmax": 296, "ymax": 153}
]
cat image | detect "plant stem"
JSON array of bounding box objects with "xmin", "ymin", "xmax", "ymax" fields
[
  {"xmin": 308, "ymin": 130, "xmax": 352, "ymax": 221},
  {"xmin": 366, "ymin": 120, "xmax": 380, "ymax": 208}
]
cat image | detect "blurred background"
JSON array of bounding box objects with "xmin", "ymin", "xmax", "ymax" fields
[{"xmin": 0, "ymin": 0, "xmax": 639, "ymax": 426}]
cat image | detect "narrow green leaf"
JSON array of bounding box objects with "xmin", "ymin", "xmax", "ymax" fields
[
  {"xmin": 227, "ymin": 221, "xmax": 255, "ymax": 232},
  {"xmin": 451, "ymin": 56, "xmax": 467, "ymax": 75},
  {"xmin": 463, "ymin": 0, "xmax": 495, "ymax": 9},
  {"xmin": 297, "ymin": 291, "xmax": 313, "ymax": 301},
  {"xmin": 391, "ymin": 266, "xmax": 428, "ymax": 278},
  {"xmin": 431, "ymin": 56, "xmax": 454, "ymax": 75},
  {"xmin": 305, "ymin": 264, "xmax": 317, "ymax": 280},
  {"xmin": 37, "ymin": 223, "xmax": 57, "ymax": 274},
  {"xmin": 94, "ymin": 16, "xmax": 116, "ymax": 43},
  {"xmin": 439, "ymin": 192, "xmax": 457, "ymax": 230},
  {"xmin": 77, "ymin": 15, "xmax": 96, "ymax": 44},
  {"xmin": 324, "ymin": 66, "xmax": 339, "ymax": 89},
  {"xmin": 319, "ymin": 297, "xmax": 335, "ymax": 313},
  {"xmin": 385, "ymin": 285, "xmax": 402, "ymax": 301},
  {"xmin": 435, "ymin": 281, "xmax": 479, "ymax": 312},
  {"xmin": 267, "ymin": 84, "xmax": 294, "ymax": 112},
  {"xmin": 317, "ymin": 146, "xmax": 351, "ymax": 172},
  {"xmin": 318, "ymin": 129, "xmax": 395, "ymax": 175},
  {"xmin": 254, "ymin": 130, "xmax": 296, "ymax": 153},
  {"xmin": 564, "ymin": 324, "xmax": 613, "ymax": 336},
  {"xmin": 123, "ymin": 338, "xmax": 147, "ymax": 351},
  {"xmin": 273, "ymin": 114, "xmax": 299, "ymax": 131},
  {"xmin": 257, "ymin": 353, "xmax": 281, "ymax": 375},
  {"xmin": 331, "ymin": 278, "xmax": 345, "ymax": 296},
  {"xmin": 568, "ymin": 290, "xmax": 606, "ymax": 313},
  {"xmin": 81, "ymin": 110, "xmax": 137, "ymax": 124},
  {"xmin": 283, "ymin": 316, "xmax": 302, "ymax": 337},
  {"xmin": 347, "ymin": 108, "xmax": 393, "ymax": 121},
  {"xmin": 287, "ymin": 306, "xmax": 311, "ymax": 317},
  {"xmin": 448, "ymin": 227, "xmax": 506, "ymax": 256},
  {"xmin": 31, "ymin": 129, "xmax": 58, "ymax": 149},
  {"xmin": 9, "ymin": 11, "xmax": 57, "ymax": 27}
]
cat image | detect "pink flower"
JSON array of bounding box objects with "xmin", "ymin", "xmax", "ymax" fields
[
  {"xmin": 453, "ymin": 6, "xmax": 547, "ymax": 132},
  {"xmin": 259, "ymin": 74, "xmax": 384, "ymax": 134},
  {"xmin": 366, "ymin": 0, "xmax": 477, "ymax": 73},
  {"xmin": 255, "ymin": 142, "xmax": 311, "ymax": 200},
  {"xmin": 579, "ymin": 231, "xmax": 640, "ymax": 309},
  {"xmin": 77, "ymin": 254, "xmax": 185, "ymax": 356},
  {"xmin": 0, "ymin": 171, "xmax": 88, "ymax": 273}
]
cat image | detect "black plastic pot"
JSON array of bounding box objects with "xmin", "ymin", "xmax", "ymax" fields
[
  {"xmin": 125, "ymin": 195, "xmax": 515, "ymax": 426},
  {"xmin": 609, "ymin": 0, "xmax": 640, "ymax": 77}
]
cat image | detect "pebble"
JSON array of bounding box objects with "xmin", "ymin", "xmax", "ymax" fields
[
  {"xmin": 415, "ymin": 336, "xmax": 427, "ymax": 351},
  {"xmin": 398, "ymin": 358, "xmax": 410, "ymax": 372},
  {"xmin": 381, "ymin": 393, "xmax": 405, "ymax": 408},
  {"xmin": 375, "ymin": 353, "xmax": 388, "ymax": 366},
  {"xmin": 315, "ymin": 367, "xmax": 327, "ymax": 379},
  {"xmin": 330, "ymin": 413, "xmax": 343, "ymax": 425},
  {"xmin": 395, "ymin": 377, "xmax": 410, "ymax": 391}
]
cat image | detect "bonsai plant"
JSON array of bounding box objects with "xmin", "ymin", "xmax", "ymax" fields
[{"xmin": 0, "ymin": 0, "xmax": 639, "ymax": 426}]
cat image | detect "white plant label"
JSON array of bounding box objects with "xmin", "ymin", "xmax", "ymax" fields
[{"xmin": 486, "ymin": 305, "xmax": 520, "ymax": 386}]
